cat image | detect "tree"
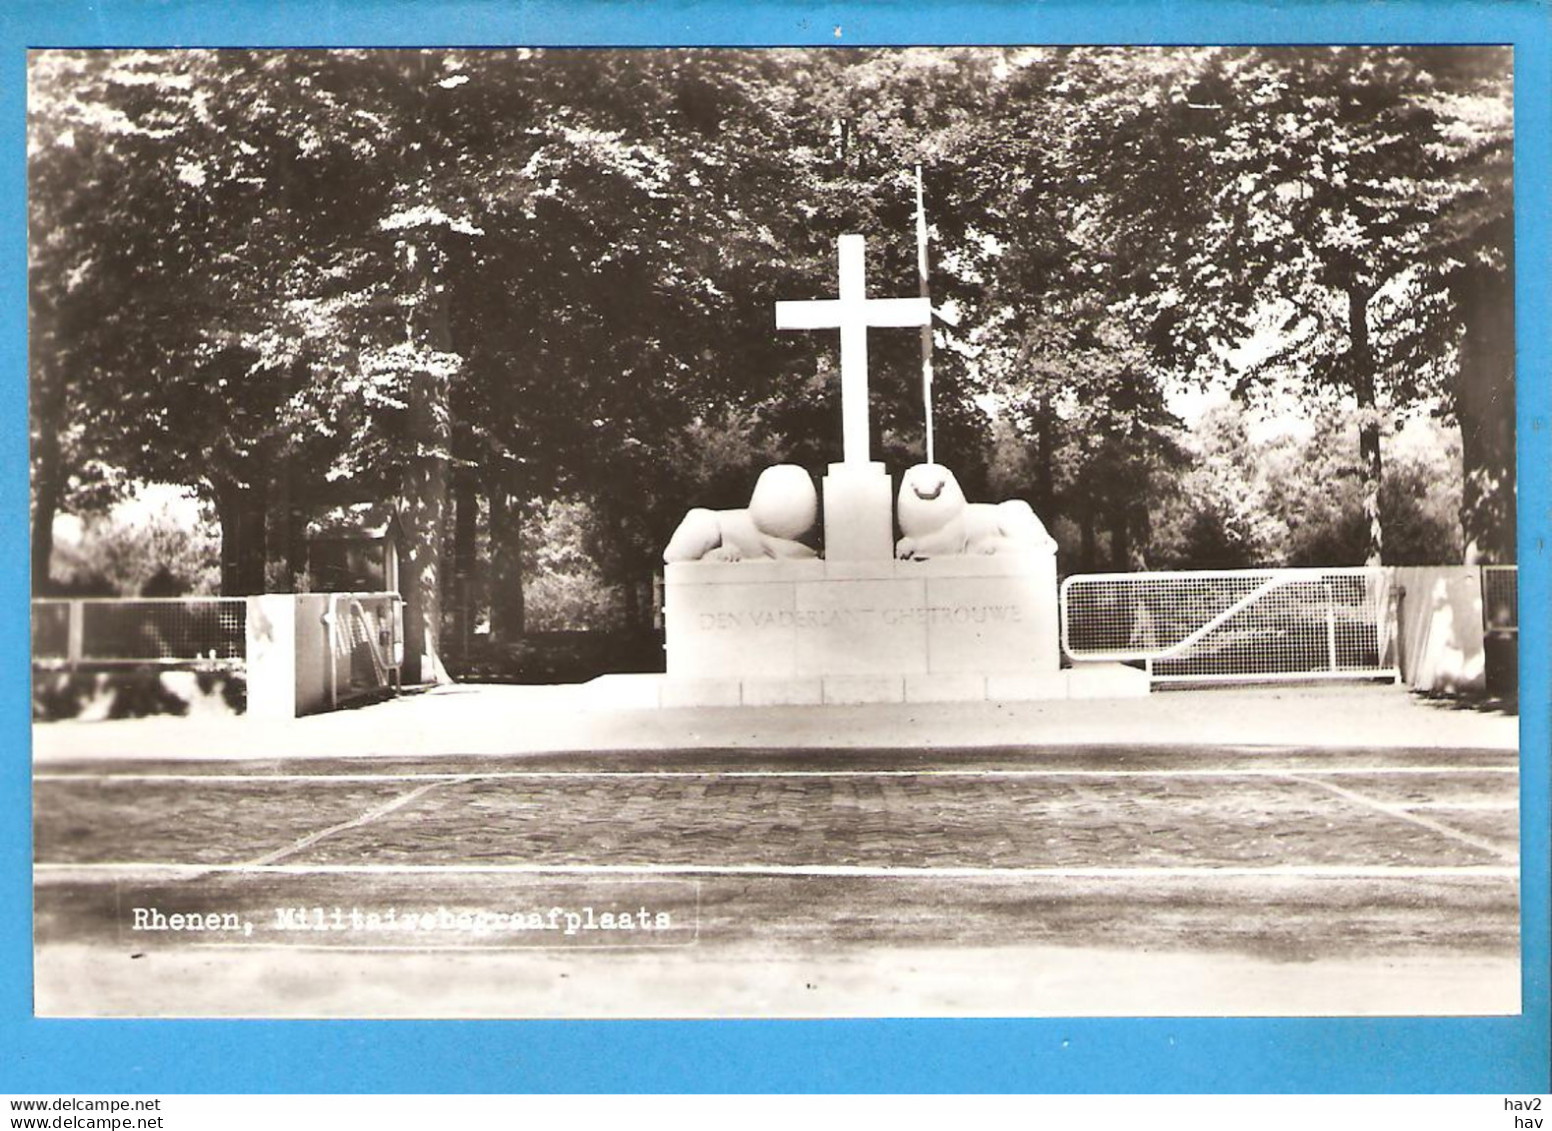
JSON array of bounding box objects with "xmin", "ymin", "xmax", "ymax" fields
[
  {"xmin": 1148, "ymin": 401, "xmax": 1465, "ymax": 570},
  {"xmin": 28, "ymin": 51, "xmax": 409, "ymax": 593},
  {"xmin": 31, "ymin": 46, "xmax": 1503, "ymax": 685},
  {"xmin": 1083, "ymin": 46, "xmax": 1512, "ymax": 564}
]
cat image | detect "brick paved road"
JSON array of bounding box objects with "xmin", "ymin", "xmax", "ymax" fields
[
  {"xmin": 36, "ymin": 745, "xmax": 1517, "ymax": 869},
  {"xmin": 35, "ymin": 743, "xmax": 1518, "ymax": 963},
  {"xmin": 33, "ymin": 742, "xmax": 1523, "ymax": 1016}
]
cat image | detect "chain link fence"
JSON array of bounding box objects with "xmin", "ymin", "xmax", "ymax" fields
[
  {"xmin": 33, "ymin": 594, "xmax": 403, "ymax": 716},
  {"xmin": 1481, "ymin": 564, "xmax": 1518, "ymax": 636},
  {"xmin": 32, "ymin": 598, "xmax": 248, "ymax": 668}
]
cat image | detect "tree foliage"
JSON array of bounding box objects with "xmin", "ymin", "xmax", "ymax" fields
[
  {"xmin": 1072, "ymin": 46, "xmax": 1512, "ymax": 562},
  {"xmin": 29, "ymin": 47, "xmax": 1515, "ymax": 663}
]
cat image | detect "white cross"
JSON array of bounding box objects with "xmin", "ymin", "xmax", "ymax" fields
[{"xmin": 776, "ymin": 234, "xmax": 932, "ymax": 465}]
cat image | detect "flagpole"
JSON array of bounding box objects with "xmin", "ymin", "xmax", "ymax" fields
[{"xmin": 914, "ymin": 163, "xmax": 935, "ymax": 466}]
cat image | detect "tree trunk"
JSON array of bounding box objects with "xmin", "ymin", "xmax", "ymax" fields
[
  {"xmin": 486, "ymin": 482, "xmax": 526, "ymax": 644},
  {"xmin": 284, "ymin": 491, "xmax": 309, "ymax": 591},
  {"xmin": 395, "ymin": 235, "xmax": 451, "ymax": 685},
  {"xmin": 30, "ymin": 363, "xmax": 69, "ymax": 594},
  {"xmin": 1348, "ymin": 283, "xmax": 1384, "ymax": 566},
  {"xmin": 215, "ymin": 478, "xmax": 268, "ymax": 596},
  {"xmin": 266, "ymin": 452, "xmax": 310, "ymax": 592},
  {"xmin": 450, "ymin": 463, "xmax": 478, "ymax": 660},
  {"xmin": 1078, "ymin": 510, "xmax": 1097, "ymax": 572},
  {"xmin": 400, "ymin": 409, "xmax": 447, "ymax": 684},
  {"xmin": 1033, "ymin": 395, "xmax": 1056, "ymax": 522},
  {"xmin": 1453, "ymin": 238, "xmax": 1515, "ymax": 564},
  {"xmin": 609, "ymin": 508, "xmax": 643, "ymax": 631},
  {"xmin": 31, "ymin": 423, "xmax": 61, "ymax": 594},
  {"xmin": 622, "ymin": 571, "xmax": 641, "ymax": 630},
  {"xmin": 217, "ymin": 482, "xmax": 240, "ymax": 596},
  {"xmin": 1125, "ymin": 498, "xmax": 1150, "ymax": 571},
  {"xmin": 1109, "ymin": 503, "xmax": 1131, "ymax": 572},
  {"xmin": 277, "ymin": 364, "xmax": 311, "ymax": 590}
]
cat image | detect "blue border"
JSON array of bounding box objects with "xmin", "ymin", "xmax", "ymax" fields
[{"xmin": 2, "ymin": 0, "xmax": 1546, "ymax": 1095}]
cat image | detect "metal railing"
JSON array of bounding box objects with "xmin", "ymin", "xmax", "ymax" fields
[
  {"xmin": 1061, "ymin": 567, "xmax": 1397, "ymax": 684},
  {"xmin": 32, "ymin": 597, "xmax": 247, "ymax": 669},
  {"xmin": 323, "ymin": 592, "xmax": 403, "ymax": 708},
  {"xmin": 1481, "ymin": 564, "xmax": 1518, "ymax": 635}
]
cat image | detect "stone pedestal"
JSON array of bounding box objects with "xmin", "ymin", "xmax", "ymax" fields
[
  {"xmin": 822, "ymin": 462, "xmax": 894, "ymax": 561},
  {"xmin": 661, "ymin": 551, "xmax": 1070, "ymax": 704}
]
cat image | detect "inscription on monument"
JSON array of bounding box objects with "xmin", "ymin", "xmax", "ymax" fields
[{"xmin": 697, "ymin": 604, "xmax": 1025, "ymax": 631}]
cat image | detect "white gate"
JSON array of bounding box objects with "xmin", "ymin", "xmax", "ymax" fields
[
  {"xmin": 322, "ymin": 592, "xmax": 404, "ymax": 708},
  {"xmin": 1060, "ymin": 568, "xmax": 1398, "ymax": 684}
]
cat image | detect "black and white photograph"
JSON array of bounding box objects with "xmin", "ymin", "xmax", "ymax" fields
[{"xmin": 28, "ymin": 45, "xmax": 1520, "ymax": 1019}]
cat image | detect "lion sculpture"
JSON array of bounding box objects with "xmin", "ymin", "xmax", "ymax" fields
[
  {"xmin": 896, "ymin": 463, "xmax": 1056, "ymax": 560},
  {"xmin": 663, "ymin": 464, "xmax": 819, "ymax": 563}
]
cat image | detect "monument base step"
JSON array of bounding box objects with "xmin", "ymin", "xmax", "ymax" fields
[{"xmin": 580, "ymin": 663, "xmax": 1149, "ymax": 711}]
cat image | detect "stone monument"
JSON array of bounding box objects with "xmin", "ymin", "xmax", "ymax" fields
[
  {"xmin": 664, "ymin": 465, "xmax": 818, "ymax": 564},
  {"xmin": 634, "ymin": 233, "xmax": 1145, "ymax": 709},
  {"xmin": 774, "ymin": 233, "xmax": 927, "ymax": 560}
]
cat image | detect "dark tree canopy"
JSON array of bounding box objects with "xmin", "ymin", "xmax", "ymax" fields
[{"xmin": 29, "ymin": 46, "xmax": 1515, "ymax": 667}]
